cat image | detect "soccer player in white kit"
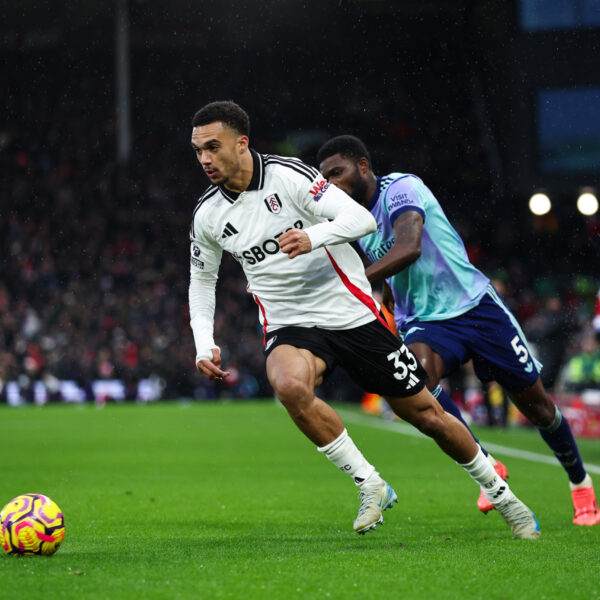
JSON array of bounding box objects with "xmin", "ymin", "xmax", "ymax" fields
[{"xmin": 188, "ymin": 101, "xmax": 540, "ymax": 538}]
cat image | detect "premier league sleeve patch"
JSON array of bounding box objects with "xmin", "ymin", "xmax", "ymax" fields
[{"xmin": 190, "ymin": 243, "xmax": 204, "ymax": 269}]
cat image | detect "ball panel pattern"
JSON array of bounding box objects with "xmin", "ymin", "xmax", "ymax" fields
[{"xmin": 0, "ymin": 494, "xmax": 65, "ymax": 556}]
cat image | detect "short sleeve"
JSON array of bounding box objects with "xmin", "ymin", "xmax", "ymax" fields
[{"xmin": 384, "ymin": 176, "xmax": 427, "ymax": 226}]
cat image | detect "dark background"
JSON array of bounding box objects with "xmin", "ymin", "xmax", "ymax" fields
[{"xmin": 2, "ymin": 0, "xmax": 599, "ymax": 402}]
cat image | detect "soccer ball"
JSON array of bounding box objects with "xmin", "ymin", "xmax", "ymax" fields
[{"xmin": 1, "ymin": 494, "xmax": 65, "ymax": 556}]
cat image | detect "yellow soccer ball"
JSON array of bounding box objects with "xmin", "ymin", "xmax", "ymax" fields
[{"xmin": 1, "ymin": 494, "xmax": 65, "ymax": 556}]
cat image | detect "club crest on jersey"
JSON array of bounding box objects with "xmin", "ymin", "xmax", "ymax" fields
[{"xmin": 264, "ymin": 194, "xmax": 282, "ymax": 214}]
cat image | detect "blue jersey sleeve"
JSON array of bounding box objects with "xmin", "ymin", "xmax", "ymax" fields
[{"xmin": 384, "ymin": 176, "xmax": 426, "ymax": 226}]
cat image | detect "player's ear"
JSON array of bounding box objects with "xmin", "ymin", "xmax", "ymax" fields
[
  {"xmin": 358, "ymin": 157, "xmax": 370, "ymax": 175},
  {"xmin": 238, "ymin": 135, "xmax": 249, "ymax": 153}
]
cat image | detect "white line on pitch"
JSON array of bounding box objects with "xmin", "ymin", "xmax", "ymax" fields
[{"xmin": 337, "ymin": 409, "xmax": 600, "ymax": 475}]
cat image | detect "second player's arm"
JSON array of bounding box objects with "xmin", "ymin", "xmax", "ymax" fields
[{"xmin": 364, "ymin": 210, "xmax": 423, "ymax": 283}]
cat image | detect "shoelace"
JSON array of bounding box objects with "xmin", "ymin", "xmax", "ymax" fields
[
  {"xmin": 357, "ymin": 484, "xmax": 382, "ymax": 517},
  {"xmin": 499, "ymin": 497, "xmax": 534, "ymax": 529}
]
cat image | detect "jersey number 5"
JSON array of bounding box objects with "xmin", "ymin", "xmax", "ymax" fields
[{"xmin": 510, "ymin": 335, "xmax": 529, "ymax": 364}]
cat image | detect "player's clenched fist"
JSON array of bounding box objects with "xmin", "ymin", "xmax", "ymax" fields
[{"xmin": 278, "ymin": 228, "xmax": 312, "ymax": 259}]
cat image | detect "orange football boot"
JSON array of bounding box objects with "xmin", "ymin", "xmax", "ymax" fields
[
  {"xmin": 478, "ymin": 456, "xmax": 509, "ymax": 514},
  {"xmin": 571, "ymin": 478, "xmax": 600, "ymax": 526}
]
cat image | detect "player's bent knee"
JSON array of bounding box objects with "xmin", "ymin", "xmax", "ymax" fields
[{"xmin": 272, "ymin": 375, "xmax": 312, "ymax": 408}]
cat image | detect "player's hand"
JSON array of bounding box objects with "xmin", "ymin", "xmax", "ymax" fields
[
  {"xmin": 196, "ymin": 348, "xmax": 230, "ymax": 382},
  {"xmin": 382, "ymin": 282, "xmax": 395, "ymax": 314},
  {"xmin": 279, "ymin": 229, "xmax": 312, "ymax": 259}
]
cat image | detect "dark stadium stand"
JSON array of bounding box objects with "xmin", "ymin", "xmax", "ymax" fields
[{"xmin": 2, "ymin": 7, "xmax": 599, "ymax": 404}]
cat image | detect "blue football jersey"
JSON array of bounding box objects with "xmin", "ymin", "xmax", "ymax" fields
[{"xmin": 358, "ymin": 173, "xmax": 489, "ymax": 329}]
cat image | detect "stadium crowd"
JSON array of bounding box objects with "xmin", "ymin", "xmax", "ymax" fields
[{"xmin": 1, "ymin": 44, "xmax": 599, "ymax": 405}]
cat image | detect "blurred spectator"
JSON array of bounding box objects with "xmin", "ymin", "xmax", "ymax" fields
[
  {"xmin": 593, "ymin": 288, "xmax": 600, "ymax": 341},
  {"xmin": 523, "ymin": 295, "xmax": 570, "ymax": 389},
  {"xmin": 558, "ymin": 336, "xmax": 600, "ymax": 393}
]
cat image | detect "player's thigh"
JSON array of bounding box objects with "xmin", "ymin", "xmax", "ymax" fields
[
  {"xmin": 468, "ymin": 293, "xmax": 541, "ymax": 391},
  {"xmin": 331, "ymin": 320, "xmax": 428, "ymax": 398},
  {"xmin": 384, "ymin": 387, "xmax": 443, "ymax": 426},
  {"xmin": 403, "ymin": 321, "xmax": 468, "ymax": 380},
  {"xmin": 408, "ymin": 342, "xmax": 445, "ymax": 388},
  {"xmin": 266, "ymin": 344, "xmax": 327, "ymax": 396}
]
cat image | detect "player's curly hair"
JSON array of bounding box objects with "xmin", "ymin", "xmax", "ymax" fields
[
  {"xmin": 316, "ymin": 135, "xmax": 371, "ymax": 167},
  {"xmin": 191, "ymin": 101, "xmax": 250, "ymax": 137}
]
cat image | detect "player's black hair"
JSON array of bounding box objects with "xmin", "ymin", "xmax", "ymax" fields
[
  {"xmin": 317, "ymin": 135, "xmax": 371, "ymax": 167},
  {"xmin": 191, "ymin": 101, "xmax": 250, "ymax": 137}
]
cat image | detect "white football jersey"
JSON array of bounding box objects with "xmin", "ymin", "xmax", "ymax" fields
[{"xmin": 189, "ymin": 150, "xmax": 380, "ymax": 360}]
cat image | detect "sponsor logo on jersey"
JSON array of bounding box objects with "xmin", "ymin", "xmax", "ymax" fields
[
  {"xmin": 221, "ymin": 222, "xmax": 239, "ymax": 238},
  {"xmin": 232, "ymin": 220, "xmax": 304, "ymax": 265},
  {"xmin": 264, "ymin": 194, "xmax": 282, "ymax": 214},
  {"xmin": 388, "ymin": 192, "xmax": 412, "ymax": 211},
  {"xmin": 309, "ymin": 179, "xmax": 329, "ymax": 202},
  {"xmin": 366, "ymin": 240, "xmax": 394, "ymax": 261}
]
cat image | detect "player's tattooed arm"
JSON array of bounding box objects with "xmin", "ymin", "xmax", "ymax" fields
[{"xmin": 364, "ymin": 210, "xmax": 423, "ymax": 283}]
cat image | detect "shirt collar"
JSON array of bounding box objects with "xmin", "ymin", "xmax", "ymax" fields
[{"xmin": 366, "ymin": 176, "xmax": 381, "ymax": 212}]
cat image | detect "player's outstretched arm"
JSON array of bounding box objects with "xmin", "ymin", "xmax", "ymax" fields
[{"xmin": 365, "ymin": 210, "xmax": 423, "ymax": 283}]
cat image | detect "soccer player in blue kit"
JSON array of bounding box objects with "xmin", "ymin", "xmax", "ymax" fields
[{"xmin": 317, "ymin": 135, "xmax": 600, "ymax": 526}]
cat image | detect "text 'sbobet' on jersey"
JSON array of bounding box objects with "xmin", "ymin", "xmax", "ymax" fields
[{"xmin": 233, "ymin": 220, "xmax": 304, "ymax": 265}]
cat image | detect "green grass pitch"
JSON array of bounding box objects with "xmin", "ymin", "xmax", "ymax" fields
[{"xmin": 1, "ymin": 401, "xmax": 599, "ymax": 599}]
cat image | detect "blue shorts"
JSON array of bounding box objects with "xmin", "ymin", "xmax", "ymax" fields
[{"xmin": 401, "ymin": 285, "xmax": 542, "ymax": 393}]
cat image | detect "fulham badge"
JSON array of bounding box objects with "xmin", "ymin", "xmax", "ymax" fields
[{"xmin": 264, "ymin": 194, "xmax": 282, "ymax": 214}]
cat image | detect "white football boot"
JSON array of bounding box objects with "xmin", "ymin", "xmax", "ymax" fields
[
  {"xmin": 495, "ymin": 490, "xmax": 541, "ymax": 539},
  {"xmin": 353, "ymin": 475, "xmax": 398, "ymax": 534}
]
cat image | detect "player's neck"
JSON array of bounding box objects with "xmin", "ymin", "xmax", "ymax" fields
[
  {"xmin": 363, "ymin": 172, "xmax": 378, "ymax": 206},
  {"xmin": 223, "ymin": 150, "xmax": 254, "ymax": 194}
]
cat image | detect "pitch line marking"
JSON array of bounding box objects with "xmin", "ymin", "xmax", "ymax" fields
[{"xmin": 337, "ymin": 409, "xmax": 600, "ymax": 475}]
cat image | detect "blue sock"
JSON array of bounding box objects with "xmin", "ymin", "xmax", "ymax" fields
[
  {"xmin": 538, "ymin": 406, "xmax": 586, "ymax": 484},
  {"xmin": 432, "ymin": 385, "xmax": 487, "ymax": 456}
]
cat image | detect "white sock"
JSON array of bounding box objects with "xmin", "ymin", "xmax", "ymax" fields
[
  {"xmin": 569, "ymin": 473, "xmax": 592, "ymax": 490},
  {"xmin": 317, "ymin": 428, "xmax": 376, "ymax": 486},
  {"xmin": 459, "ymin": 447, "xmax": 510, "ymax": 504}
]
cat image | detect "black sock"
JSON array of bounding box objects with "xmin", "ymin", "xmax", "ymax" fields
[{"xmin": 538, "ymin": 406, "xmax": 586, "ymax": 484}]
